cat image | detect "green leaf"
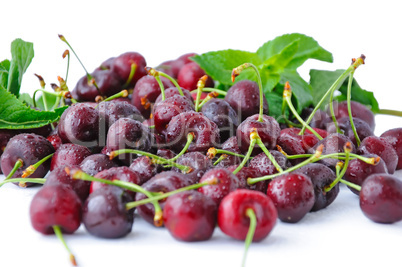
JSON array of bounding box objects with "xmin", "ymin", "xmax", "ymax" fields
[
  {"xmin": 0, "ymin": 59, "xmax": 10, "ymax": 90},
  {"xmin": 265, "ymin": 91, "xmax": 287, "ymax": 121},
  {"xmin": 7, "ymin": 39, "xmax": 34, "ymax": 96},
  {"xmin": 257, "ymin": 33, "xmax": 333, "ymax": 70},
  {"xmin": 280, "ymin": 70, "xmax": 313, "ymax": 113},
  {"xmin": 18, "ymin": 93, "xmax": 35, "ymax": 107},
  {"xmin": 309, "ymin": 69, "xmax": 379, "ymax": 113},
  {"xmin": 262, "ymin": 40, "xmax": 300, "ymax": 73},
  {"xmin": 0, "ymin": 87, "xmax": 67, "ymax": 129},
  {"xmin": 192, "ymin": 50, "xmax": 262, "ymax": 85}
]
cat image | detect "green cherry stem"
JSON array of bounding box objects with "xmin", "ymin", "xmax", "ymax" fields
[
  {"xmin": 62, "ymin": 50, "xmax": 70, "ymax": 83},
  {"xmin": 300, "ymin": 55, "xmax": 366, "ymax": 135},
  {"xmin": 324, "ymin": 142, "xmax": 352, "ymax": 192},
  {"xmin": 376, "ymin": 109, "xmax": 402, "ymax": 117},
  {"xmin": 0, "ymin": 178, "xmax": 46, "ymax": 188},
  {"xmin": 22, "ymin": 153, "xmax": 54, "ymax": 178},
  {"xmin": 197, "ymin": 92, "xmax": 219, "ymax": 110},
  {"xmin": 232, "ymin": 63, "xmax": 264, "ymax": 122},
  {"xmin": 283, "ymin": 82, "xmax": 323, "ymax": 140},
  {"xmin": 232, "ymin": 131, "xmax": 258, "ymax": 175},
  {"xmin": 346, "ymin": 71, "xmax": 361, "ymax": 146},
  {"xmin": 101, "ymin": 90, "xmax": 129, "ymax": 103},
  {"xmin": 207, "ymin": 147, "xmax": 247, "ymax": 159},
  {"xmin": 190, "ymin": 87, "xmax": 227, "ymax": 96},
  {"xmin": 340, "ymin": 179, "xmax": 362, "ymax": 191},
  {"xmin": 34, "ymin": 74, "xmax": 49, "ymax": 112},
  {"xmin": 242, "ymin": 208, "xmax": 257, "ymax": 267},
  {"xmin": 170, "ymin": 133, "xmax": 195, "ymax": 161},
  {"xmin": 4, "ymin": 159, "xmax": 23, "ymax": 180},
  {"xmin": 213, "ymin": 155, "xmax": 227, "ymax": 166},
  {"xmin": 52, "ymin": 225, "xmax": 77, "ymax": 266},
  {"xmin": 247, "ymin": 144, "xmax": 324, "ymax": 185},
  {"xmin": 158, "ymin": 71, "xmax": 185, "ymax": 97},
  {"xmin": 125, "ymin": 178, "xmax": 218, "ymax": 210},
  {"xmin": 109, "ymin": 149, "xmax": 192, "ymax": 173},
  {"xmin": 123, "ymin": 63, "xmax": 137, "ymax": 88},
  {"xmin": 195, "ymin": 75, "xmax": 208, "ymax": 112},
  {"xmin": 255, "ymin": 138, "xmax": 283, "ymax": 173}
]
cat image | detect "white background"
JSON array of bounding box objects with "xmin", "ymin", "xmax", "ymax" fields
[{"xmin": 1, "ymin": 1, "xmax": 402, "ymax": 267}]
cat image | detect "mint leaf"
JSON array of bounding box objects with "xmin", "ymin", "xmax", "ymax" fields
[
  {"xmin": 0, "ymin": 59, "xmax": 10, "ymax": 90},
  {"xmin": 0, "ymin": 87, "xmax": 67, "ymax": 129},
  {"xmin": 265, "ymin": 91, "xmax": 287, "ymax": 121},
  {"xmin": 257, "ymin": 33, "xmax": 333, "ymax": 70},
  {"xmin": 192, "ymin": 50, "xmax": 262, "ymax": 85},
  {"xmin": 309, "ymin": 69, "xmax": 379, "ymax": 112},
  {"xmin": 7, "ymin": 39, "xmax": 34, "ymax": 96},
  {"xmin": 262, "ymin": 40, "xmax": 299, "ymax": 73},
  {"xmin": 280, "ymin": 70, "xmax": 313, "ymax": 113}
]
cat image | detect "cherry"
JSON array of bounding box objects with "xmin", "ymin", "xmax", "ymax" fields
[
  {"xmin": 30, "ymin": 183, "xmax": 82, "ymax": 235},
  {"xmin": 249, "ymin": 150, "xmax": 289, "ymax": 177},
  {"xmin": 131, "ymin": 75, "xmax": 175, "ymax": 118},
  {"xmin": 0, "ymin": 130, "xmax": 18, "ymax": 174},
  {"xmin": 163, "ymin": 191, "xmax": 217, "ymax": 242},
  {"xmin": 47, "ymin": 133, "xmax": 63, "ymax": 151},
  {"xmin": 224, "ymin": 80, "xmax": 269, "ymax": 121},
  {"xmin": 58, "ymin": 103, "xmax": 99, "ymax": 149},
  {"xmin": 106, "ymin": 117, "xmax": 153, "ymax": 165},
  {"xmin": 381, "ymin": 127, "xmax": 402, "ymax": 170},
  {"xmin": 165, "ymin": 111, "xmax": 220, "ymax": 154},
  {"xmin": 79, "ymin": 153, "xmax": 119, "ymax": 176},
  {"xmin": 344, "ymin": 154, "xmax": 388, "ymax": 195},
  {"xmin": 267, "ymin": 173, "xmax": 315, "ymax": 223},
  {"xmin": 156, "ymin": 53, "xmax": 197, "ymax": 79},
  {"xmin": 83, "ymin": 186, "xmax": 134, "ymax": 238},
  {"xmin": 236, "ymin": 114, "xmax": 281, "ymax": 156},
  {"xmin": 91, "ymin": 166, "xmax": 141, "ymax": 199},
  {"xmin": 110, "ymin": 51, "xmax": 147, "ymax": 88},
  {"xmin": 214, "ymin": 136, "xmax": 243, "ymax": 168},
  {"xmin": 326, "ymin": 117, "xmax": 373, "ymax": 147},
  {"xmin": 129, "ymin": 156, "xmax": 159, "ymax": 185},
  {"xmin": 1, "ymin": 133, "xmax": 54, "ymax": 183},
  {"xmin": 357, "ymin": 136, "xmax": 398, "ymax": 174},
  {"xmin": 329, "ymin": 100, "xmax": 375, "ymax": 131},
  {"xmin": 198, "ymin": 168, "xmax": 240, "ymax": 205},
  {"xmin": 172, "ymin": 151, "xmax": 213, "ymax": 183},
  {"xmin": 201, "ymin": 98, "xmax": 239, "ymax": 142},
  {"xmin": 153, "ymin": 94, "xmax": 195, "ymax": 135},
  {"xmin": 135, "ymin": 171, "xmax": 192, "ymax": 225},
  {"xmin": 50, "ymin": 143, "xmax": 91, "ymax": 171},
  {"xmin": 293, "ymin": 163, "xmax": 339, "ymax": 211},
  {"xmin": 226, "ymin": 165, "xmax": 266, "ymax": 192},
  {"xmin": 360, "ymin": 173, "xmax": 402, "ymax": 223},
  {"xmin": 177, "ymin": 62, "xmax": 214, "ymax": 90},
  {"xmin": 154, "ymin": 87, "xmax": 193, "ymax": 107}
]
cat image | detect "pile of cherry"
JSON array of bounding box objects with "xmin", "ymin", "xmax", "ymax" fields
[{"xmin": 1, "ymin": 50, "xmax": 402, "ymax": 266}]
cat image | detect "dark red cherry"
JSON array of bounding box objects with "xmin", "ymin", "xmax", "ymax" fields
[
  {"xmin": 30, "ymin": 184, "xmax": 82, "ymax": 235},
  {"xmin": 47, "ymin": 134, "xmax": 63, "ymax": 151},
  {"xmin": 226, "ymin": 165, "xmax": 266, "ymax": 192},
  {"xmin": 326, "ymin": 117, "xmax": 373, "ymax": 147},
  {"xmin": 267, "ymin": 173, "xmax": 315, "ymax": 223},
  {"xmin": 165, "ymin": 111, "xmax": 220, "ymax": 154},
  {"xmin": 0, "ymin": 130, "xmax": 19, "ymax": 174},
  {"xmin": 215, "ymin": 136, "xmax": 243, "ymax": 168},
  {"xmin": 381, "ymin": 128, "xmax": 402, "ymax": 170},
  {"xmin": 50, "ymin": 143, "xmax": 91, "ymax": 171},
  {"xmin": 360, "ymin": 173, "xmax": 402, "ymax": 223},
  {"xmin": 154, "ymin": 87, "xmax": 193, "ymax": 106},
  {"xmin": 177, "ymin": 62, "xmax": 214, "ymax": 90},
  {"xmin": 218, "ymin": 189, "xmax": 277, "ymax": 241},
  {"xmin": 224, "ymin": 80, "xmax": 269, "ymax": 121},
  {"xmin": 129, "ymin": 156, "xmax": 158, "ymax": 185},
  {"xmin": 172, "ymin": 151, "xmax": 213, "ymax": 183},
  {"xmin": 277, "ymin": 127, "xmax": 322, "ymax": 160},
  {"xmin": 163, "ymin": 191, "xmax": 217, "ymax": 242},
  {"xmin": 249, "ymin": 150, "xmax": 289, "ymax": 177},
  {"xmin": 111, "ymin": 52, "xmax": 147, "ymax": 88},
  {"xmin": 330, "ymin": 100, "xmax": 375, "ymax": 131},
  {"xmin": 83, "ymin": 186, "xmax": 134, "ymax": 238},
  {"xmin": 357, "ymin": 136, "xmax": 398, "ymax": 174},
  {"xmin": 79, "ymin": 153, "xmax": 119, "ymax": 176}
]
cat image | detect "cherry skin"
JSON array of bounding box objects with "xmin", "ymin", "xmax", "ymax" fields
[
  {"xmin": 163, "ymin": 191, "xmax": 217, "ymax": 242},
  {"xmin": 380, "ymin": 127, "xmax": 402, "ymax": 170},
  {"xmin": 215, "ymin": 136, "xmax": 243, "ymax": 168},
  {"xmin": 79, "ymin": 153, "xmax": 119, "ymax": 176},
  {"xmin": 129, "ymin": 156, "xmax": 158, "ymax": 185},
  {"xmin": 153, "ymin": 87, "xmax": 193, "ymax": 106},
  {"xmin": 0, "ymin": 130, "xmax": 20, "ymax": 174},
  {"xmin": 58, "ymin": 103, "xmax": 99, "ymax": 149},
  {"xmin": 30, "ymin": 184, "xmax": 82, "ymax": 235},
  {"xmin": 357, "ymin": 136, "xmax": 398, "ymax": 174},
  {"xmin": 165, "ymin": 111, "xmax": 220, "ymax": 154},
  {"xmin": 110, "ymin": 51, "xmax": 147, "ymax": 88},
  {"xmin": 330, "ymin": 100, "xmax": 375, "ymax": 131},
  {"xmin": 50, "ymin": 143, "xmax": 91, "ymax": 171},
  {"xmin": 293, "ymin": 163, "xmax": 339, "ymax": 211},
  {"xmin": 83, "ymin": 186, "xmax": 134, "ymax": 238},
  {"xmin": 131, "ymin": 75, "xmax": 174, "ymax": 118},
  {"xmin": 360, "ymin": 173, "xmax": 402, "ymax": 224},
  {"xmin": 326, "ymin": 117, "xmax": 373, "ymax": 147},
  {"xmin": 344, "ymin": 154, "xmax": 388, "ymax": 195},
  {"xmin": 248, "ymin": 151, "xmax": 289, "ymax": 177},
  {"xmin": 47, "ymin": 134, "xmax": 63, "ymax": 151},
  {"xmin": 224, "ymin": 80, "xmax": 269, "ymax": 121},
  {"xmin": 198, "ymin": 168, "xmax": 240, "ymax": 205},
  {"xmin": 177, "ymin": 62, "xmax": 214, "ymax": 90},
  {"xmin": 267, "ymin": 173, "xmax": 315, "ymax": 223},
  {"xmin": 172, "ymin": 151, "xmax": 213, "ymax": 183},
  {"xmin": 226, "ymin": 165, "xmax": 267, "ymax": 193},
  {"xmin": 1, "ymin": 133, "xmax": 54, "ymax": 183},
  {"xmin": 218, "ymin": 189, "xmax": 277, "ymax": 242},
  {"xmin": 236, "ymin": 114, "xmax": 281, "ymax": 156}
]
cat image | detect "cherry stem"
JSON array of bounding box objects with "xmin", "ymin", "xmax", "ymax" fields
[
  {"xmin": 123, "ymin": 63, "xmax": 137, "ymax": 88},
  {"xmin": 213, "ymin": 155, "xmax": 227, "ymax": 166},
  {"xmin": 248, "ymin": 145, "xmax": 323, "ymax": 184},
  {"xmin": 22, "ymin": 153, "xmax": 54, "ymax": 178},
  {"xmin": 232, "ymin": 132, "xmax": 258, "ymax": 175},
  {"xmin": 109, "ymin": 149, "xmax": 192, "ymax": 173},
  {"xmin": 34, "ymin": 74, "xmax": 49, "ymax": 112},
  {"xmin": 125, "ymin": 179, "xmax": 217, "ymax": 210},
  {"xmin": 170, "ymin": 133, "xmax": 194, "ymax": 161},
  {"xmin": 0, "ymin": 178, "xmax": 46, "ymax": 188},
  {"xmin": 155, "ymin": 76, "xmax": 166, "ymax": 101},
  {"xmin": 283, "ymin": 82, "xmax": 323, "ymax": 140},
  {"xmin": 232, "ymin": 63, "xmax": 264, "ymax": 122},
  {"xmin": 207, "ymin": 147, "xmax": 247, "ymax": 159},
  {"xmin": 190, "ymin": 87, "xmax": 227, "ymax": 96},
  {"xmin": 300, "ymin": 55, "xmax": 365, "ymax": 135},
  {"xmin": 67, "ymin": 168, "xmax": 164, "ymax": 226},
  {"xmin": 101, "ymin": 90, "xmax": 129, "ymax": 103},
  {"xmin": 255, "ymin": 138, "xmax": 283, "ymax": 173},
  {"xmin": 52, "ymin": 225, "xmax": 77, "ymax": 266},
  {"xmin": 376, "ymin": 109, "xmax": 402, "ymax": 117},
  {"xmin": 195, "ymin": 75, "xmax": 208, "ymax": 112},
  {"xmin": 62, "ymin": 50, "xmax": 70, "ymax": 83},
  {"xmin": 4, "ymin": 159, "xmax": 23, "ymax": 180},
  {"xmin": 197, "ymin": 92, "xmax": 219, "ymax": 110},
  {"xmin": 346, "ymin": 71, "xmax": 361, "ymax": 146},
  {"xmin": 324, "ymin": 142, "xmax": 352, "ymax": 192},
  {"xmin": 157, "ymin": 71, "xmax": 184, "ymax": 97},
  {"xmin": 242, "ymin": 208, "xmax": 257, "ymax": 267},
  {"xmin": 340, "ymin": 179, "xmax": 361, "ymax": 191}
]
